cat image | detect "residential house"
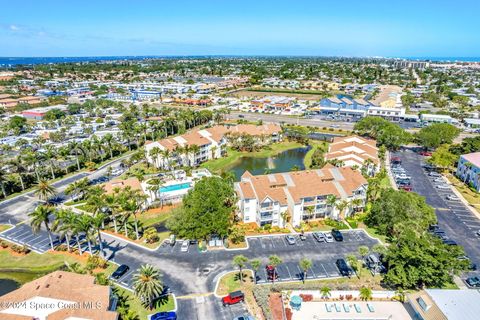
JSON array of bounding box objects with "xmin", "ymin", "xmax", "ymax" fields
[
  {"xmin": 235, "ymin": 165, "xmax": 368, "ymax": 228},
  {"xmin": 0, "ymin": 271, "xmax": 118, "ymax": 320}
]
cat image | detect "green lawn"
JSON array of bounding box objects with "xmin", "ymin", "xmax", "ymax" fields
[
  {"xmin": 116, "ymin": 287, "xmax": 175, "ymax": 319},
  {"xmin": 304, "ymin": 141, "xmax": 328, "ymax": 169},
  {"xmin": 216, "ymin": 270, "xmax": 254, "ymax": 296},
  {"xmin": 0, "ymin": 224, "xmax": 12, "ymax": 233},
  {"xmin": 200, "ymin": 141, "xmax": 304, "ymax": 173}
]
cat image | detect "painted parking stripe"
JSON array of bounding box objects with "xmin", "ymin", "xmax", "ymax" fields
[{"xmin": 321, "ymin": 264, "xmax": 329, "ymax": 277}]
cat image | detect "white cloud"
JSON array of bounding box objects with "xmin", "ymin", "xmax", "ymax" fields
[{"xmin": 9, "ymin": 24, "xmax": 19, "ymax": 31}]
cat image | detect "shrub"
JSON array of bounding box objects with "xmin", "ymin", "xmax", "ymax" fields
[
  {"xmin": 86, "ymin": 255, "xmax": 108, "ymax": 269},
  {"xmin": 252, "ymin": 286, "xmax": 272, "ymax": 319},
  {"xmin": 285, "ymin": 308, "xmax": 293, "ymax": 320},
  {"xmin": 300, "ymin": 294, "xmax": 313, "ymax": 302},
  {"xmin": 10, "ymin": 244, "xmax": 30, "ymax": 254},
  {"xmin": 144, "ymin": 227, "xmax": 160, "ymax": 244},
  {"xmin": 0, "ymin": 240, "xmax": 9, "ymax": 249}
]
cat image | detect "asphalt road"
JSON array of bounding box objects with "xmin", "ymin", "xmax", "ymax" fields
[
  {"xmin": 0, "ymin": 225, "xmax": 378, "ymax": 320},
  {"xmin": 392, "ymin": 148, "xmax": 480, "ymax": 271},
  {"xmin": 0, "ymin": 155, "xmax": 129, "ymax": 225}
]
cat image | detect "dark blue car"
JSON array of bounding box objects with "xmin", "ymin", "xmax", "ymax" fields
[{"xmin": 149, "ymin": 311, "xmax": 177, "ymax": 320}]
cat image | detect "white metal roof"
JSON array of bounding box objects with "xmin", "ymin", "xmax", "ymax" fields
[{"xmin": 426, "ymin": 289, "xmax": 480, "ymax": 320}]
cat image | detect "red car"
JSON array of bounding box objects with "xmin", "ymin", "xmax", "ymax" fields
[
  {"xmin": 399, "ymin": 185, "xmax": 412, "ymax": 191},
  {"xmin": 266, "ymin": 265, "xmax": 279, "ymax": 281},
  {"xmin": 419, "ymin": 151, "xmax": 432, "ymax": 156},
  {"xmin": 222, "ymin": 291, "xmax": 244, "ymax": 306}
]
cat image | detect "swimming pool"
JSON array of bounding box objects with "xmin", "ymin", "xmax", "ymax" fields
[{"xmin": 160, "ymin": 182, "xmax": 192, "ymax": 193}]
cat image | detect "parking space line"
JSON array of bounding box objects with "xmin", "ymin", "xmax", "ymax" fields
[
  {"xmin": 284, "ymin": 265, "xmax": 292, "ymax": 280},
  {"xmin": 321, "ymin": 264, "xmax": 328, "ymax": 277}
]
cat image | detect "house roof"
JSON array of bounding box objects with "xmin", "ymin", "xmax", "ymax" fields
[
  {"xmin": 461, "ymin": 152, "xmax": 480, "ymax": 167},
  {"xmin": 0, "ymin": 271, "xmax": 118, "ymax": 320},
  {"xmin": 236, "ymin": 166, "xmax": 367, "ymax": 204},
  {"xmin": 326, "ymin": 135, "xmax": 379, "ymax": 166}
]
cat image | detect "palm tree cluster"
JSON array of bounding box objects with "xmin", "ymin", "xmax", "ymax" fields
[{"xmin": 0, "ymin": 103, "xmax": 216, "ymax": 199}]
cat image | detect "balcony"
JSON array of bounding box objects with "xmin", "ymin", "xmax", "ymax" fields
[{"xmin": 260, "ymin": 213, "xmax": 273, "ymax": 221}]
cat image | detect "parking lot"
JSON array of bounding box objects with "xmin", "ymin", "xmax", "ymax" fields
[{"xmin": 392, "ymin": 149, "xmax": 480, "ymax": 271}]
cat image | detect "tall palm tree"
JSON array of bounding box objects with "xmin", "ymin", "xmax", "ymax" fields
[
  {"xmin": 250, "ymin": 259, "xmax": 261, "ymax": 283},
  {"xmin": 299, "ymin": 258, "xmax": 313, "ymax": 284},
  {"xmin": 149, "ymin": 147, "xmax": 161, "ymax": 168},
  {"xmin": 103, "ymin": 193, "xmax": 120, "ymax": 233},
  {"xmin": 43, "ymin": 145, "xmax": 57, "ymax": 180},
  {"xmin": 102, "ymin": 134, "xmax": 115, "ymax": 159},
  {"xmin": 268, "ymin": 255, "xmax": 282, "ymax": 284},
  {"xmin": 53, "ymin": 209, "xmax": 77, "ymax": 252},
  {"xmin": 0, "ymin": 165, "xmax": 9, "ymax": 199},
  {"xmin": 77, "ymin": 214, "xmax": 94, "ymax": 255},
  {"xmin": 68, "ymin": 141, "xmax": 82, "ymax": 171},
  {"xmin": 35, "ymin": 179, "xmax": 57, "ymax": 202},
  {"xmin": 232, "ymin": 255, "xmax": 249, "ymax": 283},
  {"xmin": 326, "ymin": 195, "xmax": 337, "ymax": 217},
  {"xmin": 9, "ymin": 156, "xmax": 26, "ymax": 191},
  {"xmin": 190, "ymin": 144, "xmax": 200, "ymax": 166},
  {"xmin": 335, "ymin": 200, "xmax": 349, "ymax": 220},
  {"xmin": 91, "ymin": 213, "xmax": 107, "ymax": 257},
  {"xmin": 133, "ymin": 264, "xmax": 164, "ymax": 310},
  {"xmin": 29, "ymin": 205, "xmax": 55, "ymax": 250}
]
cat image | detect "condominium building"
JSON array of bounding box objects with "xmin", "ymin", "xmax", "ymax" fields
[
  {"xmin": 456, "ymin": 152, "xmax": 480, "ymax": 191},
  {"xmin": 235, "ymin": 165, "xmax": 368, "ymax": 227},
  {"xmin": 145, "ymin": 124, "xmax": 282, "ymax": 169},
  {"xmin": 325, "ymin": 135, "xmax": 380, "ymax": 175}
]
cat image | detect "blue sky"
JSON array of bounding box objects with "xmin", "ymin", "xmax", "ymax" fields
[{"xmin": 1, "ymin": 0, "xmax": 480, "ymax": 57}]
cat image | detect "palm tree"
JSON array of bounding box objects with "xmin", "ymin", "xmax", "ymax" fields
[
  {"xmin": 351, "ymin": 198, "xmax": 364, "ymax": 213},
  {"xmin": 268, "ymin": 255, "xmax": 282, "ymax": 284},
  {"xmin": 299, "ymin": 258, "xmax": 313, "ymax": 284},
  {"xmin": 190, "ymin": 144, "xmax": 200, "ymax": 166},
  {"xmin": 43, "ymin": 145, "xmax": 57, "ymax": 180},
  {"xmin": 0, "ymin": 165, "xmax": 9, "ymax": 199},
  {"xmin": 133, "ymin": 264, "xmax": 164, "ymax": 310},
  {"xmin": 326, "ymin": 195, "xmax": 337, "ymax": 217},
  {"xmin": 250, "ymin": 259, "xmax": 261, "ymax": 283},
  {"xmin": 232, "ymin": 255, "xmax": 249, "ymax": 283},
  {"xmin": 358, "ymin": 246, "xmax": 369, "ymax": 259},
  {"xmin": 52, "ymin": 209, "xmax": 75, "ymax": 252},
  {"xmin": 9, "ymin": 156, "xmax": 26, "ymax": 191},
  {"xmin": 103, "ymin": 193, "xmax": 120, "ymax": 233},
  {"xmin": 320, "ymin": 286, "xmax": 331, "ymax": 300},
  {"xmin": 149, "ymin": 147, "xmax": 161, "ymax": 168},
  {"xmin": 29, "ymin": 205, "xmax": 55, "ymax": 250},
  {"xmin": 102, "ymin": 134, "xmax": 115, "ymax": 159},
  {"xmin": 335, "ymin": 200, "xmax": 349, "ymax": 220},
  {"xmin": 359, "ymin": 287, "xmax": 372, "ymax": 301},
  {"xmin": 68, "ymin": 141, "xmax": 82, "ymax": 171},
  {"xmin": 91, "ymin": 213, "xmax": 107, "ymax": 257},
  {"xmin": 35, "ymin": 179, "xmax": 57, "ymax": 202},
  {"xmin": 77, "ymin": 214, "xmax": 94, "ymax": 255}
]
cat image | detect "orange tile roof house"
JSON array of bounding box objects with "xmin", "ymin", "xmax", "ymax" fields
[
  {"xmin": 145, "ymin": 124, "xmax": 282, "ymax": 169},
  {"xmin": 235, "ymin": 165, "xmax": 368, "ymax": 227},
  {"xmin": 0, "ymin": 271, "xmax": 118, "ymax": 320},
  {"xmin": 325, "ymin": 135, "xmax": 380, "ymax": 175}
]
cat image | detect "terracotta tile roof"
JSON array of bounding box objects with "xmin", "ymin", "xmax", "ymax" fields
[
  {"xmin": 0, "ymin": 271, "xmax": 118, "ymax": 320},
  {"xmin": 326, "ymin": 135, "xmax": 379, "ymax": 165},
  {"xmin": 236, "ymin": 167, "xmax": 367, "ymax": 204}
]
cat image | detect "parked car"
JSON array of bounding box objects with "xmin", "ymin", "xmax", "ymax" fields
[
  {"xmin": 466, "ymin": 276, "xmax": 480, "ymax": 288},
  {"xmin": 222, "ymin": 291, "xmax": 245, "ymax": 306},
  {"xmin": 336, "ymin": 259, "xmax": 352, "ymax": 277},
  {"xmin": 180, "ymin": 240, "xmax": 189, "ymax": 252},
  {"xmin": 331, "ymin": 229, "xmax": 344, "ymax": 241},
  {"xmin": 419, "ymin": 151, "xmax": 432, "ymax": 156},
  {"xmin": 313, "ymin": 232, "xmax": 325, "ymax": 242},
  {"xmin": 446, "ymin": 195, "xmax": 459, "ymax": 201},
  {"xmin": 443, "ymin": 239, "xmax": 458, "ymax": 246},
  {"xmin": 476, "ymin": 230, "xmax": 480, "ymax": 237},
  {"xmin": 265, "ymin": 265, "xmax": 278, "ymax": 281},
  {"xmin": 429, "ymin": 172, "xmax": 441, "ymax": 177},
  {"xmin": 149, "ymin": 312, "xmax": 177, "ymax": 320},
  {"xmin": 299, "ymin": 232, "xmax": 307, "ymax": 241},
  {"xmin": 285, "ymin": 235, "xmax": 296, "ymax": 245},
  {"xmin": 169, "ymin": 234, "xmax": 176, "ymax": 246},
  {"xmin": 436, "ymin": 184, "xmax": 450, "ymax": 190},
  {"xmin": 391, "ymin": 157, "xmax": 401, "ymax": 165},
  {"xmin": 111, "ymin": 264, "xmax": 130, "ymax": 279},
  {"xmin": 233, "ymin": 315, "xmax": 254, "ymax": 320},
  {"xmin": 324, "ymin": 232, "xmax": 334, "ymax": 243},
  {"xmin": 399, "ymin": 185, "xmax": 412, "ymax": 191}
]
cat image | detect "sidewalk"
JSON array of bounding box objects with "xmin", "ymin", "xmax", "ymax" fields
[{"xmin": 385, "ymin": 151, "xmax": 398, "ymax": 190}]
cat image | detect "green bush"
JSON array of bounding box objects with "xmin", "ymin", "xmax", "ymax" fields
[{"xmin": 325, "ymin": 218, "xmax": 349, "ymax": 230}]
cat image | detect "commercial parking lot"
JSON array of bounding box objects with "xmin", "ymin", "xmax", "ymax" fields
[{"xmin": 392, "ymin": 149, "xmax": 480, "ymax": 272}]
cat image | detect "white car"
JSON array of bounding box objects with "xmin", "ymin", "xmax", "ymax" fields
[
  {"xmin": 436, "ymin": 184, "xmax": 450, "ymax": 190},
  {"xmin": 395, "ymin": 174, "xmax": 411, "ymax": 180},
  {"xmin": 446, "ymin": 195, "xmax": 459, "ymax": 201},
  {"xmin": 180, "ymin": 240, "xmax": 189, "ymax": 252},
  {"xmin": 429, "ymin": 172, "xmax": 442, "ymax": 177},
  {"xmin": 324, "ymin": 233, "xmax": 334, "ymax": 243}
]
